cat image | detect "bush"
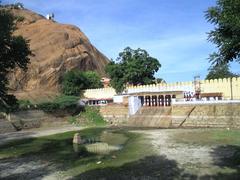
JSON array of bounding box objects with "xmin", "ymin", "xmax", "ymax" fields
[
  {"xmin": 18, "ymin": 100, "xmax": 34, "ymax": 110},
  {"xmin": 77, "ymin": 106, "xmax": 106, "ymax": 126},
  {"xmin": 38, "ymin": 102, "xmax": 59, "ymax": 113},
  {"xmin": 62, "ymin": 70, "xmax": 103, "ymax": 96},
  {"xmin": 38, "ymin": 95, "xmax": 79, "ymax": 113}
]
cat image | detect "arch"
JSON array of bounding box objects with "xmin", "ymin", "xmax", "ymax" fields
[
  {"xmin": 158, "ymin": 95, "xmax": 164, "ymax": 106},
  {"xmin": 145, "ymin": 96, "xmax": 151, "ymax": 106},
  {"xmin": 139, "ymin": 96, "xmax": 144, "ymax": 106},
  {"xmin": 152, "ymin": 95, "xmax": 158, "ymax": 106},
  {"xmin": 165, "ymin": 95, "xmax": 171, "ymax": 106}
]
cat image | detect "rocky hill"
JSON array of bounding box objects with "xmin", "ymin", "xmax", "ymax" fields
[{"xmin": 5, "ymin": 7, "xmax": 109, "ymax": 100}]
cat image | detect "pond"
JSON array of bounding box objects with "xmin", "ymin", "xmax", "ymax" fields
[{"xmin": 0, "ymin": 127, "xmax": 153, "ymax": 179}]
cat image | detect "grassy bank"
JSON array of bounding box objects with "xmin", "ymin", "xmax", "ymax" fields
[
  {"xmin": 172, "ymin": 129, "xmax": 240, "ymax": 146},
  {"xmin": 69, "ymin": 106, "xmax": 107, "ymax": 127}
]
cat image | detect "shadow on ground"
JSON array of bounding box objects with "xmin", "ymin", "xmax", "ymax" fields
[
  {"xmin": 72, "ymin": 145, "xmax": 240, "ymax": 180},
  {"xmin": 0, "ymin": 131, "xmax": 36, "ymax": 145},
  {"xmin": 71, "ymin": 155, "xmax": 196, "ymax": 180},
  {"xmin": 0, "ymin": 156, "xmax": 56, "ymax": 180},
  {"xmin": 199, "ymin": 145, "xmax": 240, "ymax": 180}
]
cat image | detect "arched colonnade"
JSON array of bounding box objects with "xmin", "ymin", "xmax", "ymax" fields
[{"xmin": 139, "ymin": 94, "xmax": 176, "ymax": 107}]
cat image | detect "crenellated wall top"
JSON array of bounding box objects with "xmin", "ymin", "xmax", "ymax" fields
[{"xmin": 127, "ymin": 77, "xmax": 240, "ymax": 89}]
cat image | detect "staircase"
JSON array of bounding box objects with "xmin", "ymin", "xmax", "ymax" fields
[{"xmin": 128, "ymin": 107, "xmax": 172, "ymax": 128}]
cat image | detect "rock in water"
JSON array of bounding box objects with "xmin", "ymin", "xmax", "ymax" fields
[
  {"xmin": 4, "ymin": 7, "xmax": 109, "ymax": 100},
  {"xmin": 73, "ymin": 133, "xmax": 82, "ymax": 144}
]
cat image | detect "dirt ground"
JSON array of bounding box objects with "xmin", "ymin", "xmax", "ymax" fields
[
  {"xmin": 0, "ymin": 125, "xmax": 82, "ymax": 146},
  {"xmin": 138, "ymin": 129, "xmax": 239, "ymax": 178}
]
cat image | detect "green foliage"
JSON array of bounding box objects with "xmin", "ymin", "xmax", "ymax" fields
[
  {"xmin": 18, "ymin": 100, "xmax": 34, "ymax": 110},
  {"xmin": 38, "ymin": 102, "xmax": 59, "ymax": 113},
  {"xmin": 205, "ymin": 0, "xmax": 240, "ymax": 65},
  {"xmin": 68, "ymin": 116, "xmax": 77, "ymax": 124},
  {"xmin": 38, "ymin": 95, "xmax": 79, "ymax": 113},
  {"xmin": 0, "ymin": 9, "xmax": 31, "ymax": 113},
  {"xmin": 106, "ymin": 47, "xmax": 161, "ymax": 93},
  {"xmin": 206, "ymin": 64, "xmax": 239, "ymax": 80},
  {"xmin": 154, "ymin": 78, "xmax": 166, "ymax": 84},
  {"xmin": 77, "ymin": 106, "xmax": 106, "ymax": 126},
  {"xmin": 62, "ymin": 70, "xmax": 103, "ymax": 96},
  {"xmin": 53, "ymin": 95, "xmax": 79, "ymax": 108},
  {"xmin": 84, "ymin": 71, "xmax": 103, "ymax": 89},
  {"xmin": 62, "ymin": 70, "xmax": 86, "ymax": 96}
]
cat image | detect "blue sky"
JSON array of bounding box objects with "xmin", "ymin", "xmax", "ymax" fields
[{"xmin": 3, "ymin": 0, "xmax": 240, "ymax": 82}]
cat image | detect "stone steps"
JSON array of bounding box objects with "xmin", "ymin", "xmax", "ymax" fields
[{"xmin": 128, "ymin": 107, "xmax": 172, "ymax": 128}]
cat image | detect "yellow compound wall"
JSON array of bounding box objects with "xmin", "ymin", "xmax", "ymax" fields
[{"xmin": 84, "ymin": 77, "xmax": 240, "ymax": 100}]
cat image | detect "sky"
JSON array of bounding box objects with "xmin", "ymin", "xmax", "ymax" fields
[{"xmin": 3, "ymin": 0, "xmax": 240, "ymax": 82}]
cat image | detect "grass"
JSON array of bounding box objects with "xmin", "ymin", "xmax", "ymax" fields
[
  {"xmin": 72, "ymin": 106, "xmax": 107, "ymax": 127},
  {"xmin": 0, "ymin": 128, "xmax": 154, "ymax": 178},
  {"xmin": 38, "ymin": 95, "xmax": 79, "ymax": 113},
  {"xmin": 172, "ymin": 129, "xmax": 240, "ymax": 146},
  {"xmin": 0, "ymin": 128, "xmax": 104, "ymax": 159}
]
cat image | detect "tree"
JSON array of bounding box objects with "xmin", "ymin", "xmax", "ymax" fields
[
  {"xmin": 154, "ymin": 78, "xmax": 166, "ymax": 84},
  {"xmin": 84, "ymin": 71, "xmax": 103, "ymax": 89},
  {"xmin": 205, "ymin": 0, "xmax": 240, "ymax": 65},
  {"xmin": 205, "ymin": 63, "xmax": 238, "ymax": 80},
  {"xmin": 62, "ymin": 70, "xmax": 103, "ymax": 96},
  {"xmin": 0, "ymin": 9, "xmax": 31, "ymax": 112},
  {"xmin": 106, "ymin": 47, "xmax": 161, "ymax": 93}
]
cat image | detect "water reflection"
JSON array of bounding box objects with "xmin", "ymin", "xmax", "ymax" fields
[
  {"xmin": 73, "ymin": 130, "xmax": 128, "ymax": 155},
  {"xmin": 85, "ymin": 142, "xmax": 121, "ymax": 155}
]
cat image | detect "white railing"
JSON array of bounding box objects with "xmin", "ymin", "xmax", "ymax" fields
[
  {"xmin": 172, "ymin": 99, "xmax": 240, "ymax": 105},
  {"xmin": 127, "ymin": 85, "xmax": 194, "ymax": 94}
]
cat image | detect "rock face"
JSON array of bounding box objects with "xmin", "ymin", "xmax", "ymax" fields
[{"xmin": 6, "ymin": 8, "xmax": 109, "ymax": 94}]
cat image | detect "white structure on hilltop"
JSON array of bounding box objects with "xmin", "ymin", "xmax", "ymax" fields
[{"xmin": 46, "ymin": 13, "xmax": 54, "ymax": 20}]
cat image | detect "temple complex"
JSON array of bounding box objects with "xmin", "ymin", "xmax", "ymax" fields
[{"xmin": 84, "ymin": 77, "xmax": 240, "ymax": 108}]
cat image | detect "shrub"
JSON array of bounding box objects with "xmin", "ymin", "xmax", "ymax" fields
[
  {"xmin": 38, "ymin": 102, "xmax": 59, "ymax": 113},
  {"xmin": 62, "ymin": 70, "xmax": 103, "ymax": 96},
  {"xmin": 38, "ymin": 95, "xmax": 79, "ymax": 113},
  {"xmin": 18, "ymin": 100, "xmax": 34, "ymax": 110},
  {"xmin": 77, "ymin": 106, "xmax": 106, "ymax": 126}
]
